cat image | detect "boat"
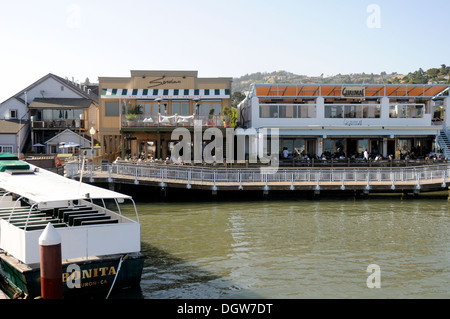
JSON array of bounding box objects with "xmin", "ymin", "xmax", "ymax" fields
[{"xmin": 0, "ymin": 153, "xmax": 145, "ymax": 299}]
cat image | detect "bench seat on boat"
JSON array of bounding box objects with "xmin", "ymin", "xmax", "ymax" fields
[
  {"xmin": 67, "ymin": 213, "xmax": 105, "ymax": 226},
  {"xmin": 81, "ymin": 219, "xmax": 119, "ymax": 226},
  {"xmin": 61, "ymin": 210, "xmax": 97, "ymax": 222},
  {"xmin": 12, "ymin": 218, "xmax": 61, "ymax": 227},
  {"xmin": 72, "ymin": 215, "xmax": 112, "ymax": 226},
  {"xmin": 0, "ymin": 212, "xmax": 46, "ymax": 219},
  {"xmin": 0, "ymin": 208, "xmax": 33, "ymax": 214},
  {"xmin": 57, "ymin": 207, "xmax": 93, "ymax": 220},
  {"xmin": 7, "ymin": 215, "xmax": 50, "ymax": 223}
]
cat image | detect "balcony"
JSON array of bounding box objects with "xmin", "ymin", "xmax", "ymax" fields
[
  {"xmin": 121, "ymin": 114, "xmax": 232, "ymax": 129},
  {"xmin": 256, "ymin": 103, "xmax": 436, "ymax": 128},
  {"xmin": 31, "ymin": 119, "xmax": 85, "ymax": 130}
]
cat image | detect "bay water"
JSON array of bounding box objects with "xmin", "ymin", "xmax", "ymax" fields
[{"xmin": 115, "ymin": 193, "xmax": 450, "ymax": 299}]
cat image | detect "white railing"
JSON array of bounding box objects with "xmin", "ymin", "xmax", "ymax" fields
[{"xmin": 68, "ymin": 162, "xmax": 450, "ymax": 189}]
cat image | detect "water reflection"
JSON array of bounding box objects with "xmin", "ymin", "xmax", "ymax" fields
[{"xmin": 115, "ymin": 196, "xmax": 449, "ymax": 299}]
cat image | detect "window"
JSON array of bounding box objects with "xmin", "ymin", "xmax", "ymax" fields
[
  {"xmin": 325, "ymin": 104, "xmax": 380, "ymax": 118},
  {"xmin": 213, "ymin": 103, "xmax": 221, "ymax": 114},
  {"xmin": 325, "ymin": 105, "xmax": 343, "ymax": 118},
  {"xmin": 294, "ymin": 139, "xmax": 305, "ymax": 155},
  {"xmin": 323, "ymin": 139, "xmax": 346, "ymax": 154},
  {"xmin": 105, "ymin": 101, "xmax": 120, "ymax": 116},
  {"xmin": 200, "ymin": 103, "xmax": 210, "ymax": 115},
  {"xmin": 259, "ymin": 105, "xmax": 279, "ymax": 118},
  {"xmin": 173, "ymin": 102, "xmax": 189, "ymax": 115},
  {"xmin": 389, "ymin": 104, "xmax": 424, "ymax": 118},
  {"xmin": 9, "ymin": 109, "xmax": 18, "ymax": 119},
  {"xmin": 144, "ymin": 103, "xmax": 161, "ymax": 115},
  {"xmin": 279, "ymin": 105, "xmax": 296, "ymax": 118},
  {"xmin": 0, "ymin": 146, "xmax": 13, "ymax": 153},
  {"xmin": 358, "ymin": 139, "xmax": 369, "ymax": 154}
]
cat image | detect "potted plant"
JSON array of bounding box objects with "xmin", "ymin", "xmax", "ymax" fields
[
  {"xmin": 126, "ymin": 114, "xmax": 138, "ymax": 126},
  {"xmin": 207, "ymin": 108, "xmax": 215, "ymax": 126},
  {"xmin": 221, "ymin": 106, "xmax": 231, "ymax": 127},
  {"xmin": 126, "ymin": 104, "xmax": 143, "ymax": 126}
]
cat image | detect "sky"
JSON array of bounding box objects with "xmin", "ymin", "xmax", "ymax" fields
[{"xmin": 0, "ymin": 0, "xmax": 449, "ymax": 102}]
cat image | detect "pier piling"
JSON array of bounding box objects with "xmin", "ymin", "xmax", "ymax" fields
[{"xmin": 39, "ymin": 223, "xmax": 63, "ymax": 299}]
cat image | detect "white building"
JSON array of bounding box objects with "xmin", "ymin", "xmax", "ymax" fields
[
  {"xmin": 238, "ymin": 83, "xmax": 450, "ymax": 160},
  {"xmin": 0, "ymin": 73, "xmax": 98, "ymax": 155}
]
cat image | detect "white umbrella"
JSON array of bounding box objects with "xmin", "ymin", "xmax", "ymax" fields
[{"xmin": 33, "ymin": 143, "xmax": 45, "ymax": 147}]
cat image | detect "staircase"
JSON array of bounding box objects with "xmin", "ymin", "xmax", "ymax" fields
[{"xmin": 437, "ymin": 130, "xmax": 450, "ymax": 159}]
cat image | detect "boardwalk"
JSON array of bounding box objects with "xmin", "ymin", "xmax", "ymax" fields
[{"xmin": 66, "ymin": 162, "xmax": 450, "ymax": 194}]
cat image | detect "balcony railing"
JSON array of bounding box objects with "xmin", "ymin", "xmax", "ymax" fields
[
  {"xmin": 122, "ymin": 114, "xmax": 232, "ymax": 129},
  {"xmin": 31, "ymin": 119, "xmax": 85, "ymax": 129}
]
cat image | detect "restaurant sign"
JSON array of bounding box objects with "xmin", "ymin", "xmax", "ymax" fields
[
  {"xmin": 148, "ymin": 77, "xmax": 183, "ymax": 88},
  {"xmin": 341, "ymin": 86, "xmax": 365, "ymax": 99}
]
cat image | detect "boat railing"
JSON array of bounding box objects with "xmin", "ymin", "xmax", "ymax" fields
[{"xmin": 68, "ymin": 161, "xmax": 450, "ymax": 187}]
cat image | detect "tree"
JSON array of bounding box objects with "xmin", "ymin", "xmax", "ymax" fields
[
  {"xmin": 231, "ymin": 91, "xmax": 246, "ymax": 107},
  {"xmin": 231, "ymin": 107, "xmax": 237, "ymax": 128},
  {"xmin": 83, "ymin": 77, "xmax": 91, "ymax": 85},
  {"xmin": 426, "ymin": 68, "xmax": 439, "ymax": 78}
]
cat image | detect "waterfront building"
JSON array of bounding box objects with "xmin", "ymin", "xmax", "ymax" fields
[
  {"xmin": 238, "ymin": 83, "xmax": 450, "ymax": 160},
  {"xmin": 98, "ymin": 70, "xmax": 232, "ymax": 160},
  {"xmin": 0, "ymin": 73, "xmax": 99, "ymax": 155}
]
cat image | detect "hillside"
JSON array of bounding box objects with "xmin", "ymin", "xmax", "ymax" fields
[{"xmin": 231, "ymin": 65, "xmax": 450, "ymax": 93}]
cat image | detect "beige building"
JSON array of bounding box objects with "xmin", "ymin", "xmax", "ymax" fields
[{"xmin": 98, "ymin": 70, "xmax": 232, "ymax": 159}]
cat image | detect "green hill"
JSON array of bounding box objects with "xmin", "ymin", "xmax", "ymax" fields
[{"xmin": 231, "ymin": 65, "xmax": 450, "ymax": 93}]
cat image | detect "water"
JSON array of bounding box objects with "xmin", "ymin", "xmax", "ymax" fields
[{"xmin": 116, "ymin": 193, "xmax": 450, "ymax": 299}]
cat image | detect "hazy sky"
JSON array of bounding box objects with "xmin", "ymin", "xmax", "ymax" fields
[{"xmin": 1, "ymin": 0, "xmax": 449, "ymax": 102}]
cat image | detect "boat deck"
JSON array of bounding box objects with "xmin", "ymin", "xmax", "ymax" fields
[{"xmin": 0, "ymin": 204, "xmax": 119, "ymax": 231}]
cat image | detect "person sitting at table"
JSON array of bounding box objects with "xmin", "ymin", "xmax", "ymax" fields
[{"xmin": 283, "ymin": 147, "xmax": 289, "ymax": 159}]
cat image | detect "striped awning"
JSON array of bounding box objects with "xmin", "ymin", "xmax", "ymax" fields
[{"xmin": 101, "ymin": 88, "xmax": 230, "ymax": 99}]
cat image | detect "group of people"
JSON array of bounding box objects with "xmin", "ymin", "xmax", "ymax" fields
[
  {"xmin": 281, "ymin": 147, "xmax": 390, "ymax": 162},
  {"xmin": 113, "ymin": 154, "xmax": 185, "ymax": 165}
]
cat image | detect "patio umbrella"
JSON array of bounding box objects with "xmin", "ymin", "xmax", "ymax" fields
[{"xmin": 33, "ymin": 143, "xmax": 45, "ymax": 147}]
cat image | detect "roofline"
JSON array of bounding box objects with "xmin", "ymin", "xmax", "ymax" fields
[
  {"xmin": 1, "ymin": 73, "xmax": 98, "ymax": 105},
  {"xmin": 44, "ymin": 128, "xmax": 91, "ymax": 144}
]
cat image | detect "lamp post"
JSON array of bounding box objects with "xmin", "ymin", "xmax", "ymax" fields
[
  {"xmin": 17, "ymin": 91, "xmax": 28, "ymax": 157},
  {"xmin": 90, "ymin": 126, "xmax": 96, "ymax": 162},
  {"xmin": 193, "ymin": 97, "xmax": 200, "ymax": 116}
]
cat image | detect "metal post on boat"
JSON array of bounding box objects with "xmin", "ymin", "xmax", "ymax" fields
[{"xmin": 39, "ymin": 223, "xmax": 63, "ymax": 299}]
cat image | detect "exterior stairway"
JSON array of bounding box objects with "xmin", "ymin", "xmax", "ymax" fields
[{"xmin": 437, "ymin": 130, "xmax": 450, "ymax": 159}]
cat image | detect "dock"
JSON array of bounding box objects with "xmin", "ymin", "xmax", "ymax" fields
[{"xmin": 65, "ymin": 161, "xmax": 450, "ymax": 196}]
